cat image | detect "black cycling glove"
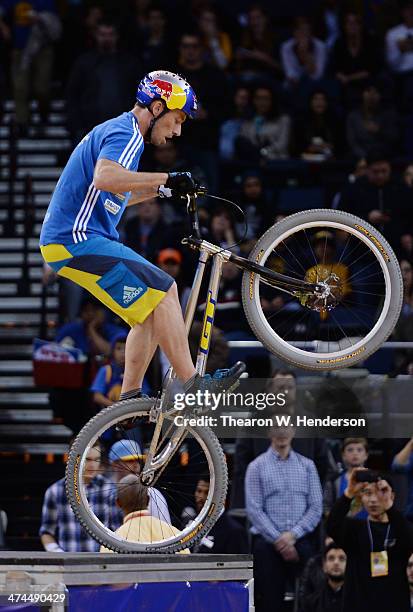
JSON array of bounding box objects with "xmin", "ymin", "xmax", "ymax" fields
[{"xmin": 158, "ymin": 172, "xmax": 197, "ymax": 198}]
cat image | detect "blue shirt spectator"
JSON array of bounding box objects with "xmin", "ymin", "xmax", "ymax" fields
[
  {"xmin": 246, "ymin": 445, "xmax": 323, "ymax": 542},
  {"xmin": 246, "ymin": 425, "xmax": 323, "ymax": 612},
  {"xmin": 39, "ymin": 444, "xmax": 122, "ymax": 552},
  {"xmin": 91, "ymin": 362, "xmax": 124, "ymax": 400},
  {"xmin": 90, "ymin": 333, "xmax": 129, "ymax": 408},
  {"xmin": 91, "ymin": 363, "xmax": 150, "ymax": 406},
  {"xmin": 39, "ymin": 475, "xmax": 122, "ymax": 552},
  {"xmin": 55, "ymin": 297, "xmax": 125, "ymax": 356}
]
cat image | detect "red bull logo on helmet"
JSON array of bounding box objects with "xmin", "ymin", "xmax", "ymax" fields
[{"xmin": 152, "ymin": 79, "xmax": 173, "ymax": 100}]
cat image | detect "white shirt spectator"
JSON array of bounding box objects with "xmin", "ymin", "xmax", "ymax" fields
[
  {"xmin": 386, "ymin": 24, "xmax": 413, "ymax": 73},
  {"xmin": 281, "ymin": 37, "xmax": 327, "ymax": 82}
]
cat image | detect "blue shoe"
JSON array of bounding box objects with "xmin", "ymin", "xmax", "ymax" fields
[{"xmin": 184, "ymin": 361, "xmax": 246, "ymax": 414}]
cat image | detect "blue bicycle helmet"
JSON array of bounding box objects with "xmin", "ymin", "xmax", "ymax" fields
[{"xmin": 136, "ymin": 70, "xmax": 198, "ymax": 119}]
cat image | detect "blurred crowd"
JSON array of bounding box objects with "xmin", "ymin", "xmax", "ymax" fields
[
  {"xmin": 2, "ymin": 2, "xmax": 413, "ymax": 610},
  {"xmin": 36, "ymin": 370, "xmax": 413, "ymax": 612},
  {"xmin": 1, "ymin": 1, "xmax": 413, "ymax": 350}
]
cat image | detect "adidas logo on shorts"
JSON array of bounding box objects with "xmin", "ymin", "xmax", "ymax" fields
[{"xmin": 123, "ymin": 285, "xmax": 143, "ymax": 304}]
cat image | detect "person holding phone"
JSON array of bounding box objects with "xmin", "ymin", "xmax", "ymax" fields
[{"xmin": 327, "ymin": 467, "xmax": 413, "ymax": 612}]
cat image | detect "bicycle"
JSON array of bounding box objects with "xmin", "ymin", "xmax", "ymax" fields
[{"xmin": 66, "ymin": 190, "xmax": 403, "ymax": 553}]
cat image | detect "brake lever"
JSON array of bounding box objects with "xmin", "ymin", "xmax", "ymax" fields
[
  {"xmin": 180, "ymin": 184, "xmax": 207, "ymax": 199},
  {"xmin": 195, "ymin": 184, "xmax": 207, "ymax": 197}
]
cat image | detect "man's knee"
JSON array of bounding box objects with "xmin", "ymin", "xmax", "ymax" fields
[
  {"xmin": 163, "ymin": 282, "xmax": 179, "ymax": 303},
  {"xmin": 167, "ymin": 281, "xmax": 178, "ymax": 294}
]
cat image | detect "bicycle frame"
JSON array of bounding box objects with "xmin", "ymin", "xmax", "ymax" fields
[{"xmin": 141, "ymin": 194, "xmax": 323, "ymax": 484}]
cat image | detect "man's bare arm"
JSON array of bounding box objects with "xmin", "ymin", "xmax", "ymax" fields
[
  {"xmin": 127, "ymin": 186, "xmax": 160, "ymax": 206},
  {"xmin": 93, "ymin": 159, "xmax": 168, "ymax": 194}
]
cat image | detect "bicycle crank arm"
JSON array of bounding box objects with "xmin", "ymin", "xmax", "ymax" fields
[{"xmin": 141, "ymin": 424, "xmax": 189, "ymax": 486}]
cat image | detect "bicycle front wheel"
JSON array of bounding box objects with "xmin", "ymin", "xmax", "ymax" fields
[
  {"xmin": 66, "ymin": 398, "xmax": 227, "ymax": 553},
  {"xmin": 241, "ymin": 209, "xmax": 403, "ymax": 370}
]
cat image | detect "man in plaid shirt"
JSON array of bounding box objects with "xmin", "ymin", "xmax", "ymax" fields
[
  {"xmin": 39, "ymin": 444, "xmax": 122, "ymax": 552},
  {"xmin": 245, "ymin": 423, "xmax": 323, "ymax": 612}
]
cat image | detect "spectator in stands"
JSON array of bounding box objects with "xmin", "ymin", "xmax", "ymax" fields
[
  {"xmin": 392, "ymin": 437, "xmax": 413, "ymax": 521},
  {"xmin": 3, "ymin": 0, "xmax": 61, "ymax": 136},
  {"xmin": 100, "ymin": 475, "xmax": 188, "ymax": 553},
  {"xmin": 331, "ymin": 157, "xmax": 367, "ymax": 208},
  {"xmin": 59, "ymin": 3, "xmax": 104, "ymax": 74},
  {"xmin": 324, "ymin": 438, "xmax": 369, "ymax": 518},
  {"xmin": 197, "ymin": 8, "xmax": 232, "ymax": 70},
  {"xmin": 246, "ymin": 421, "xmax": 323, "ymax": 612},
  {"xmin": 181, "ymin": 474, "xmax": 248, "ymax": 553},
  {"xmin": 338, "ymin": 148, "xmax": 413, "ymax": 248},
  {"xmin": 231, "ymin": 369, "xmax": 329, "ymax": 508},
  {"xmin": 400, "ymin": 259, "xmax": 413, "ymax": 315},
  {"xmin": 206, "ymin": 207, "xmax": 239, "ymax": 251},
  {"xmin": 346, "ymin": 83, "xmax": 399, "ymax": 159},
  {"xmin": 235, "ymin": 5, "xmax": 281, "ymax": 83},
  {"xmin": 404, "ymin": 163, "xmax": 413, "ymax": 188},
  {"xmin": 407, "ymin": 554, "xmax": 413, "ymax": 610},
  {"xmin": 55, "ymin": 296, "xmax": 124, "ymax": 357},
  {"xmin": 108, "ymin": 440, "xmax": 170, "ymax": 523},
  {"xmin": 0, "ymin": 509, "xmax": 7, "ymax": 550},
  {"xmin": 237, "ymin": 86, "xmax": 291, "ymax": 163},
  {"xmin": 174, "ymin": 31, "xmax": 230, "ymax": 191},
  {"xmin": 124, "ymin": 198, "xmax": 167, "ymax": 262},
  {"xmin": 138, "ymin": 6, "xmax": 171, "ymax": 73},
  {"xmin": 327, "ymin": 468, "xmax": 413, "ymax": 612},
  {"xmin": 298, "ymin": 535, "xmax": 334, "ymax": 610},
  {"xmin": 386, "ymin": 0, "xmax": 413, "ymax": 109},
  {"xmin": 331, "ymin": 11, "xmax": 377, "ymax": 107},
  {"xmin": 301, "ymin": 543, "xmax": 346, "ymax": 612},
  {"xmin": 293, "ymin": 90, "xmax": 341, "ymax": 160},
  {"xmin": 40, "ymin": 442, "xmax": 121, "ymax": 552},
  {"xmin": 152, "ymin": 140, "xmax": 207, "ymax": 186},
  {"xmin": 152, "ymin": 140, "xmax": 208, "ymax": 222},
  {"xmin": 236, "ymin": 171, "xmax": 267, "ymax": 239},
  {"xmin": 281, "ymin": 17, "xmax": 327, "ymax": 89},
  {"xmin": 91, "ymin": 333, "xmax": 144, "ymax": 410},
  {"xmin": 219, "ymin": 86, "xmax": 252, "ymax": 160},
  {"xmin": 66, "ymin": 21, "xmax": 139, "ymax": 143},
  {"xmin": 314, "ymin": 0, "xmax": 341, "ymax": 49},
  {"xmin": 125, "ymin": 0, "xmax": 151, "ymax": 39}
]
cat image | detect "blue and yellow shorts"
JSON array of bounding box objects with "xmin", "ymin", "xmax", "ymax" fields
[{"xmin": 40, "ymin": 236, "xmax": 174, "ymax": 327}]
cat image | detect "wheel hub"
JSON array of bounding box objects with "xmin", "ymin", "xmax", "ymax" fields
[{"xmin": 300, "ymin": 273, "xmax": 344, "ymax": 312}]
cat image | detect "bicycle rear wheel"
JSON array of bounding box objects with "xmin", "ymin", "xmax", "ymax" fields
[
  {"xmin": 66, "ymin": 398, "xmax": 227, "ymax": 553},
  {"xmin": 241, "ymin": 209, "xmax": 403, "ymax": 370}
]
